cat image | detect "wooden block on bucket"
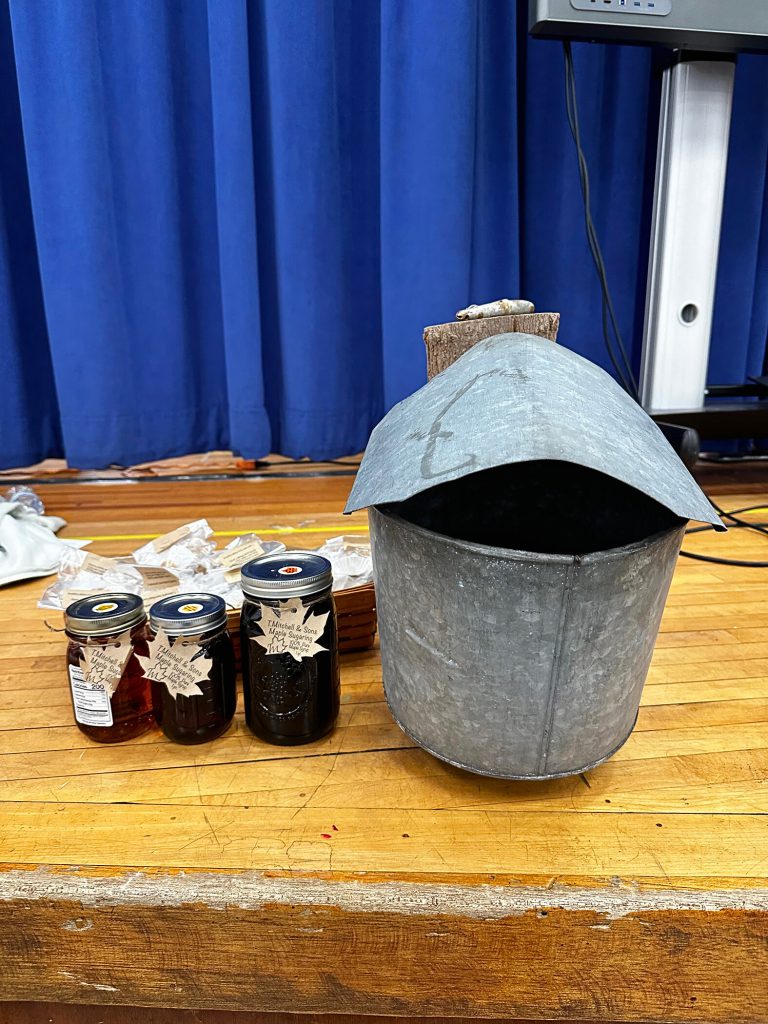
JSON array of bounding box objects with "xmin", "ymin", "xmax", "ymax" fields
[{"xmin": 423, "ymin": 311, "xmax": 560, "ymax": 379}]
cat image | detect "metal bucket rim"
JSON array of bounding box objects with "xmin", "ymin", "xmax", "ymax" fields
[
  {"xmin": 372, "ymin": 505, "xmax": 686, "ymax": 565},
  {"xmin": 384, "ymin": 694, "xmax": 639, "ymax": 780}
]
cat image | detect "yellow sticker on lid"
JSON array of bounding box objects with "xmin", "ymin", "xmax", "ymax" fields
[{"xmin": 93, "ymin": 602, "xmax": 119, "ymax": 614}]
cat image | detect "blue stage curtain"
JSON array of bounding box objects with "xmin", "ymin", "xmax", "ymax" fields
[{"xmin": 1, "ymin": 0, "xmax": 767, "ymax": 469}]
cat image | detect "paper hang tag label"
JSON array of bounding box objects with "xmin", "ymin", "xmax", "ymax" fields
[
  {"xmin": 79, "ymin": 630, "xmax": 134, "ymax": 698},
  {"xmin": 143, "ymin": 585, "xmax": 182, "ymax": 605},
  {"xmin": 218, "ymin": 538, "xmax": 266, "ymax": 572},
  {"xmin": 135, "ymin": 565, "xmax": 181, "ymax": 589},
  {"xmin": 252, "ymin": 598, "xmax": 329, "ymax": 663},
  {"xmin": 63, "ymin": 586, "xmax": 111, "ymax": 607},
  {"xmin": 137, "ymin": 628, "xmax": 211, "ymax": 699},
  {"xmin": 151, "ymin": 525, "xmax": 192, "ymax": 554},
  {"xmin": 81, "ymin": 552, "xmax": 119, "ymax": 576}
]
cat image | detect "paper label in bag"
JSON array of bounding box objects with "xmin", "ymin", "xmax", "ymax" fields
[
  {"xmin": 137, "ymin": 629, "xmax": 210, "ymax": 698},
  {"xmin": 81, "ymin": 552, "xmax": 119, "ymax": 576},
  {"xmin": 218, "ymin": 538, "xmax": 266, "ymax": 572},
  {"xmin": 251, "ymin": 598, "xmax": 328, "ymax": 663},
  {"xmin": 218, "ymin": 537, "xmax": 266, "ymax": 569},
  {"xmin": 151, "ymin": 525, "xmax": 192, "ymax": 553},
  {"xmin": 80, "ymin": 631, "xmax": 134, "ymax": 697},
  {"xmin": 63, "ymin": 587, "xmax": 111, "ymax": 607},
  {"xmin": 143, "ymin": 585, "xmax": 183, "ymax": 606},
  {"xmin": 69, "ymin": 663, "xmax": 114, "ymax": 727},
  {"xmin": 135, "ymin": 565, "xmax": 181, "ymax": 589}
]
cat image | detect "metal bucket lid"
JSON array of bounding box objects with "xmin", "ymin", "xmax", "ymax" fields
[{"xmin": 345, "ymin": 333, "xmax": 723, "ymax": 530}]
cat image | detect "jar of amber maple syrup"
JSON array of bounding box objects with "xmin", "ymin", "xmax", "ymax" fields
[
  {"xmin": 64, "ymin": 593, "xmax": 153, "ymax": 742},
  {"xmin": 148, "ymin": 593, "xmax": 236, "ymax": 745}
]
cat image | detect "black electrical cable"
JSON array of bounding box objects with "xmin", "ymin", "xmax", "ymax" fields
[
  {"xmin": 699, "ymin": 451, "xmax": 768, "ymax": 463},
  {"xmin": 679, "ymin": 501, "xmax": 768, "ymax": 566},
  {"xmin": 562, "ymin": 45, "xmax": 767, "ymax": 567},
  {"xmin": 679, "ymin": 549, "xmax": 768, "ymax": 568},
  {"xmin": 562, "ymin": 41, "xmax": 640, "ymax": 401},
  {"xmin": 262, "ymin": 460, "xmax": 360, "ymax": 468},
  {"xmin": 685, "ymin": 522, "xmax": 768, "ymax": 537},
  {"xmin": 564, "ymin": 44, "xmax": 638, "ymax": 398},
  {"xmin": 709, "ymin": 500, "xmax": 768, "ymax": 538}
]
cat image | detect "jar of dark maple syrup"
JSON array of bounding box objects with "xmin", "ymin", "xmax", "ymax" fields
[
  {"xmin": 148, "ymin": 593, "xmax": 236, "ymax": 745},
  {"xmin": 64, "ymin": 593, "xmax": 153, "ymax": 743},
  {"xmin": 240, "ymin": 552, "xmax": 339, "ymax": 745}
]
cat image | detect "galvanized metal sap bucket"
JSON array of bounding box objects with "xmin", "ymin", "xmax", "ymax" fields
[
  {"xmin": 346, "ymin": 334, "xmax": 723, "ymax": 779},
  {"xmin": 368, "ymin": 505, "xmax": 685, "ymax": 778}
]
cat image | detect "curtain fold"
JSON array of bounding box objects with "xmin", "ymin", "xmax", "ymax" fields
[
  {"xmin": 711, "ymin": 53, "xmax": 768, "ymax": 385},
  {"xmin": 207, "ymin": 0, "xmax": 272, "ymax": 456},
  {"xmin": 8, "ymin": 0, "xmax": 233, "ymax": 467},
  {"xmin": 1, "ymin": 0, "xmax": 767, "ymax": 469},
  {"xmin": 247, "ymin": 0, "xmax": 383, "ymax": 456},
  {"xmin": 379, "ymin": 0, "xmax": 522, "ymax": 408},
  {"xmin": 0, "ymin": 0, "xmax": 60, "ymax": 467}
]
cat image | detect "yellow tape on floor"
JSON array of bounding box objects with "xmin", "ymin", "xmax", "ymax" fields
[
  {"xmin": 68, "ymin": 524, "xmax": 370, "ymax": 543},
  {"xmin": 66, "ymin": 505, "xmax": 768, "ymax": 545}
]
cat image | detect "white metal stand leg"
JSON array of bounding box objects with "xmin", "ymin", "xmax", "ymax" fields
[{"xmin": 639, "ymin": 54, "xmax": 736, "ymax": 413}]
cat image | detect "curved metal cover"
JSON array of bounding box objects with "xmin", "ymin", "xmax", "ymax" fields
[{"xmin": 345, "ymin": 332, "xmax": 722, "ymax": 529}]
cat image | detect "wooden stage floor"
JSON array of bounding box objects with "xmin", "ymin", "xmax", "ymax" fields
[{"xmin": 0, "ymin": 466, "xmax": 766, "ymax": 1023}]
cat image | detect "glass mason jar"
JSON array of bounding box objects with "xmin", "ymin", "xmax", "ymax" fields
[
  {"xmin": 64, "ymin": 593, "xmax": 154, "ymax": 743},
  {"xmin": 147, "ymin": 593, "xmax": 237, "ymax": 745},
  {"xmin": 240, "ymin": 552, "xmax": 340, "ymax": 745}
]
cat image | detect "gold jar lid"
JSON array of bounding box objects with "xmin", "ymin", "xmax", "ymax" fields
[{"xmin": 64, "ymin": 593, "xmax": 145, "ymax": 637}]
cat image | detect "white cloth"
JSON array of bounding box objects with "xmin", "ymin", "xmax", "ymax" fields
[{"xmin": 0, "ymin": 501, "xmax": 83, "ymax": 586}]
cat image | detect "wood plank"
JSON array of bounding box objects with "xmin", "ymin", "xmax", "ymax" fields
[
  {"xmin": 0, "ymin": 868, "xmax": 765, "ymax": 1021},
  {"xmin": 1, "ymin": 801, "xmax": 767, "ymax": 877},
  {"xmin": 642, "ymin": 677, "xmax": 768, "ymax": 705},
  {"xmin": 2, "ymin": 695, "xmax": 766, "ymax": 787},
  {"xmin": 0, "ymin": 710, "xmax": 414, "ymax": 782},
  {"xmin": 655, "ymin": 626, "xmax": 768, "ymax": 647},
  {"xmin": 2, "ymin": 744, "xmax": 766, "ymax": 815},
  {"xmin": 0, "ymin": 1007, "xmax": 610, "ymax": 1024},
  {"xmin": 647, "ymin": 658, "xmax": 768, "ymax": 682}
]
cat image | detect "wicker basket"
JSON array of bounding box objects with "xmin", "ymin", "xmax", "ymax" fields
[{"xmin": 227, "ymin": 582, "xmax": 376, "ymax": 668}]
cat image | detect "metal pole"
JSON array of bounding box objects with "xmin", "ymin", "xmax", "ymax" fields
[{"xmin": 639, "ymin": 53, "xmax": 736, "ymax": 412}]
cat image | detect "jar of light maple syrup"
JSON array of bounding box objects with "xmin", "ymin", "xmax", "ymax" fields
[{"xmin": 64, "ymin": 593, "xmax": 153, "ymax": 742}]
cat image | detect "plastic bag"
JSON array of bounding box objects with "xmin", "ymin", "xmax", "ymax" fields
[
  {"xmin": 38, "ymin": 519, "xmax": 286, "ymax": 611},
  {"xmin": 4, "ymin": 485, "xmax": 45, "ymax": 516},
  {"xmin": 315, "ymin": 535, "xmax": 373, "ymax": 591}
]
